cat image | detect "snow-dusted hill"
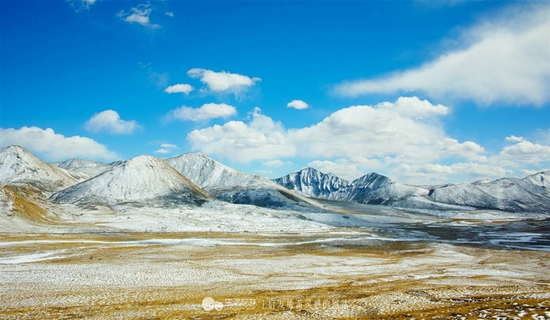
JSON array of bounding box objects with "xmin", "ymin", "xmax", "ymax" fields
[
  {"xmin": 50, "ymin": 155, "xmax": 210, "ymax": 207},
  {"xmin": 165, "ymin": 153, "xmax": 314, "ymax": 208},
  {"xmin": 342, "ymin": 172, "xmax": 428, "ymax": 204},
  {"xmin": 51, "ymin": 158, "xmax": 112, "ymax": 178},
  {"xmin": 274, "ymin": 167, "xmax": 351, "ymax": 200},
  {"xmin": 275, "ymin": 168, "xmax": 550, "ymax": 214},
  {"xmin": 0, "ymin": 146, "xmax": 78, "ymax": 192}
]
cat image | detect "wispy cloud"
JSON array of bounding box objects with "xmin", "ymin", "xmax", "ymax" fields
[
  {"xmin": 0, "ymin": 126, "xmax": 117, "ymax": 161},
  {"xmin": 117, "ymin": 3, "xmax": 159, "ymax": 28},
  {"xmin": 333, "ymin": 4, "xmax": 550, "ymax": 106},
  {"xmin": 166, "ymin": 103, "xmax": 237, "ymax": 122},
  {"xmin": 85, "ymin": 110, "xmax": 141, "ymax": 135},
  {"xmin": 154, "ymin": 143, "xmax": 179, "ymax": 154},
  {"xmin": 67, "ymin": 0, "xmax": 97, "ymax": 12}
]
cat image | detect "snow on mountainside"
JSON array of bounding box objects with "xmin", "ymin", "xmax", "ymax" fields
[
  {"xmin": 275, "ymin": 168, "xmax": 550, "ymax": 214},
  {"xmin": 51, "ymin": 158, "xmax": 112, "ymax": 178},
  {"xmin": 273, "ymin": 167, "xmax": 351, "ymax": 200},
  {"xmin": 165, "ymin": 153, "xmax": 314, "ymax": 209},
  {"xmin": 0, "ymin": 146, "xmax": 78, "ymax": 192},
  {"xmin": 50, "ymin": 155, "xmax": 210, "ymax": 207},
  {"xmin": 342, "ymin": 172, "xmax": 428, "ymax": 205}
]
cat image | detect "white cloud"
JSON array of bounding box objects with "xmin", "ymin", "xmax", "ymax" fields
[
  {"xmin": 187, "ymin": 68, "xmax": 261, "ymax": 96},
  {"xmin": 290, "ymin": 97, "xmax": 465, "ymax": 162},
  {"xmin": 160, "ymin": 143, "xmax": 179, "ymax": 149},
  {"xmin": 287, "ymin": 100, "xmax": 309, "ymax": 110},
  {"xmin": 498, "ymin": 139, "xmax": 550, "ymax": 164},
  {"xmin": 0, "ymin": 126, "xmax": 117, "ymax": 161},
  {"xmin": 165, "ymin": 12, "xmax": 174, "ymax": 17},
  {"xmin": 167, "ymin": 103, "xmax": 237, "ymax": 122},
  {"xmin": 334, "ymin": 4, "xmax": 550, "ymax": 106},
  {"xmin": 154, "ymin": 143, "xmax": 179, "ymax": 154},
  {"xmin": 85, "ymin": 110, "xmax": 141, "ymax": 135},
  {"xmin": 117, "ymin": 3, "xmax": 159, "ymax": 28},
  {"xmin": 505, "ymin": 135, "xmax": 524, "ymax": 142},
  {"xmin": 186, "ymin": 97, "xmax": 549, "ymax": 183},
  {"xmin": 187, "ymin": 108, "xmax": 294, "ymax": 162},
  {"xmin": 164, "ymin": 84, "xmax": 193, "ymax": 95},
  {"xmin": 263, "ymin": 160, "xmax": 294, "ymax": 167},
  {"xmin": 187, "ymin": 97, "xmax": 483, "ymax": 166}
]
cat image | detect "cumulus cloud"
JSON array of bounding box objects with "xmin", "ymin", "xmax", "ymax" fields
[
  {"xmin": 165, "ymin": 12, "xmax": 174, "ymax": 17},
  {"xmin": 187, "ymin": 97, "xmax": 484, "ymax": 167},
  {"xmin": 117, "ymin": 3, "xmax": 159, "ymax": 28},
  {"xmin": 498, "ymin": 139, "xmax": 550, "ymax": 164},
  {"xmin": 167, "ymin": 103, "xmax": 237, "ymax": 122},
  {"xmin": 0, "ymin": 127, "xmax": 117, "ymax": 161},
  {"xmin": 164, "ymin": 84, "xmax": 193, "ymax": 95},
  {"xmin": 187, "ymin": 68, "xmax": 261, "ymax": 96},
  {"xmin": 85, "ymin": 110, "xmax": 141, "ymax": 135},
  {"xmin": 287, "ymin": 100, "xmax": 310, "ymax": 110},
  {"xmin": 187, "ymin": 107, "xmax": 294, "ymax": 162},
  {"xmin": 185, "ymin": 96, "xmax": 550, "ymax": 183},
  {"xmin": 334, "ymin": 4, "xmax": 550, "ymax": 106}
]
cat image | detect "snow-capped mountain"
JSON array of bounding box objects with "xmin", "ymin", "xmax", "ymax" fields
[
  {"xmin": 275, "ymin": 168, "xmax": 550, "ymax": 214},
  {"xmin": 165, "ymin": 153, "xmax": 313, "ymax": 208},
  {"xmin": 341, "ymin": 172, "xmax": 429, "ymax": 205},
  {"xmin": 50, "ymin": 155, "xmax": 210, "ymax": 207},
  {"xmin": 273, "ymin": 167, "xmax": 351, "ymax": 200},
  {"xmin": 0, "ymin": 145, "xmax": 78, "ymax": 192},
  {"xmin": 51, "ymin": 158, "xmax": 112, "ymax": 178}
]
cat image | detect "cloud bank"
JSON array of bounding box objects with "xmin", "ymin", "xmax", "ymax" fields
[
  {"xmin": 333, "ymin": 4, "xmax": 550, "ymax": 106},
  {"xmin": 187, "ymin": 96, "xmax": 549, "ymax": 183},
  {"xmin": 0, "ymin": 126, "xmax": 117, "ymax": 161}
]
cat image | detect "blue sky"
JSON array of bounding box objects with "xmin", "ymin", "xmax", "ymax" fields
[{"xmin": 1, "ymin": 0, "xmax": 549, "ymax": 184}]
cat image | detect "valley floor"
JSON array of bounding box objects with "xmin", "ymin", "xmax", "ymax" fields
[{"xmin": 0, "ymin": 229, "xmax": 549, "ymax": 319}]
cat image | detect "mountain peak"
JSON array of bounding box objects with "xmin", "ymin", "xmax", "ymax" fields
[
  {"xmin": 50, "ymin": 155, "xmax": 209, "ymax": 206},
  {"xmin": 273, "ymin": 167, "xmax": 351, "ymax": 199},
  {"xmin": 0, "ymin": 145, "xmax": 77, "ymax": 192}
]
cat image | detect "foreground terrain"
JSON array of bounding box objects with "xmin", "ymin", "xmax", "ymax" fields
[
  {"xmin": 1, "ymin": 146, "xmax": 549, "ymax": 319},
  {"xmin": 1, "ymin": 205, "xmax": 549, "ymax": 319}
]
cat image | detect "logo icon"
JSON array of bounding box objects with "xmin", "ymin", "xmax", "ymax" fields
[{"xmin": 202, "ymin": 297, "xmax": 224, "ymax": 311}]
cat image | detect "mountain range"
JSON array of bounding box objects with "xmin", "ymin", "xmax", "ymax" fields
[
  {"xmin": 1, "ymin": 145, "xmax": 549, "ymax": 215},
  {"xmin": 274, "ymin": 167, "xmax": 550, "ymax": 213}
]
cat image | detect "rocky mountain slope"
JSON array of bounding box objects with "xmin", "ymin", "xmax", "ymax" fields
[
  {"xmin": 165, "ymin": 153, "xmax": 313, "ymax": 209},
  {"xmin": 0, "ymin": 145, "xmax": 78, "ymax": 192},
  {"xmin": 275, "ymin": 168, "xmax": 550, "ymax": 213},
  {"xmin": 51, "ymin": 158, "xmax": 112, "ymax": 178},
  {"xmin": 50, "ymin": 155, "xmax": 210, "ymax": 207},
  {"xmin": 274, "ymin": 167, "xmax": 351, "ymax": 200}
]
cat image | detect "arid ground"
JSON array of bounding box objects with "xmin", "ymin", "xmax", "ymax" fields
[{"xmin": 1, "ymin": 227, "xmax": 549, "ymax": 320}]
